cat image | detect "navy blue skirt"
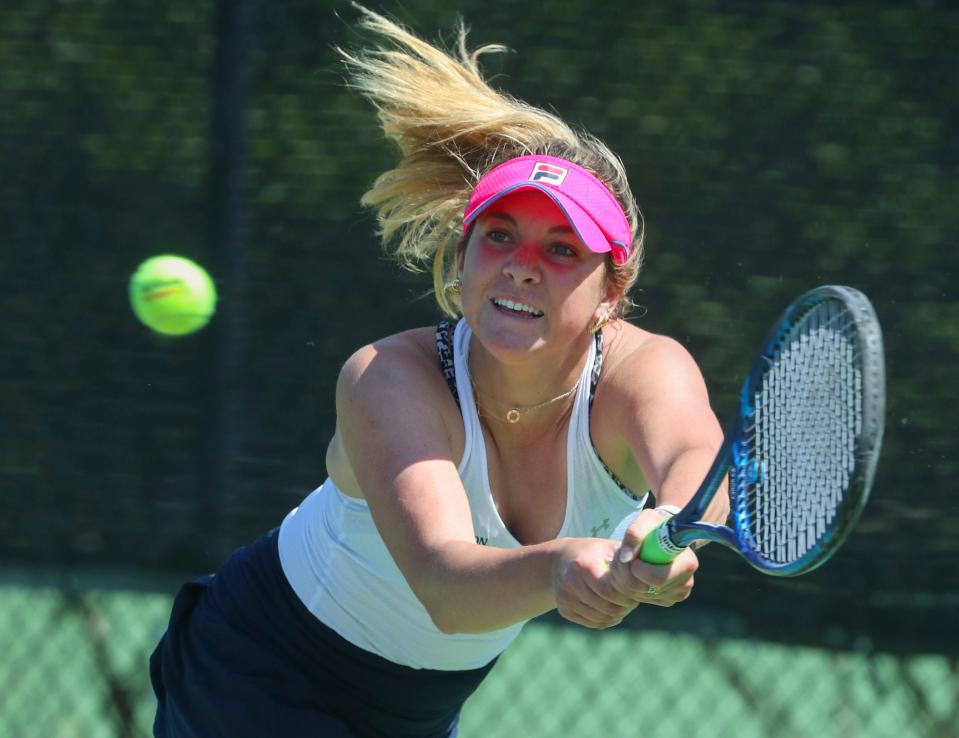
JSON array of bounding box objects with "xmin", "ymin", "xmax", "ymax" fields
[{"xmin": 150, "ymin": 529, "xmax": 497, "ymax": 738}]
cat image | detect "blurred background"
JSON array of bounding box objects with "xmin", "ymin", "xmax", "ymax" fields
[{"xmin": 1, "ymin": 0, "xmax": 957, "ymax": 736}]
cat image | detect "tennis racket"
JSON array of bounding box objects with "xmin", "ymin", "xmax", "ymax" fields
[{"xmin": 639, "ymin": 285, "xmax": 885, "ymax": 576}]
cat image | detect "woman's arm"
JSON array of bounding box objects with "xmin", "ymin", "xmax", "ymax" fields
[
  {"xmin": 603, "ymin": 334, "xmax": 729, "ymax": 602},
  {"xmin": 335, "ymin": 334, "xmax": 636, "ymax": 633},
  {"xmin": 623, "ymin": 336, "xmax": 728, "ymax": 522}
]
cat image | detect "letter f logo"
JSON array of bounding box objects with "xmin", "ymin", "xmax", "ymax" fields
[{"xmin": 529, "ymin": 162, "xmax": 569, "ymax": 186}]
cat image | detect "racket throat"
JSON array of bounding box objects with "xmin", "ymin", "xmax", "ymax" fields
[{"xmin": 671, "ymin": 521, "xmax": 738, "ymax": 550}]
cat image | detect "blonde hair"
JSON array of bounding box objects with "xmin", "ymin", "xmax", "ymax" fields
[{"xmin": 339, "ymin": 5, "xmax": 644, "ymax": 318}]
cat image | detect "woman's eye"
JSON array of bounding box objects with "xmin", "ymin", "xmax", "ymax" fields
[
  {"xmin": 550, "ymin": 243, "xmax": 577, "ymax": 257},
  {"xmin": 487, "ymin": 230, "xmax": 510, "ymax": 243}
]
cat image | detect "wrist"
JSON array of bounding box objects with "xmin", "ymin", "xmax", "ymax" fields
[{"xmin": 653, "ymin": 504, "xmax": 681, "ymax": 518}]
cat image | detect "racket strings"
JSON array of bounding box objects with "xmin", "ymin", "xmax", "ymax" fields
[{"xmin": 739, "ymin": 300, "xmax": 862, "ymax": 565}]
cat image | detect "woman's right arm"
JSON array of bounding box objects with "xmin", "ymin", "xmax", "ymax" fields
[{"xmin": 335, "ymin": 334, "xmax": 635, "ymax": 633}]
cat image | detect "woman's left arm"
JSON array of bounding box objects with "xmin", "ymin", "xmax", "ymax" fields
[{"xmin": 605, "ymin": 334, "xmax": 729, "ymax": 605}]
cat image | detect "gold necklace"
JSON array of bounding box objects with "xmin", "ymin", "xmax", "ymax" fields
[{"xmin": 471, "ymin": 377, "xmax": 582, "ymax": 424}]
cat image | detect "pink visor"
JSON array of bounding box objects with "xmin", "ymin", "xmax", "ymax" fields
[{"xmin": 463, "ymin": 155, "xmax": 632, "ymax": 264}]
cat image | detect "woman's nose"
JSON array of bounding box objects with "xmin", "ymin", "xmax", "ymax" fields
[{"xmin": 503, "ymin": 244, "xmax": 541, "ymax": 284}]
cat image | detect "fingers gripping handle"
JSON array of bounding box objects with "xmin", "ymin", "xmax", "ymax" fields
[{"xmin": 638, "ymin": 520, "xmax": 687, "ymax": 564}]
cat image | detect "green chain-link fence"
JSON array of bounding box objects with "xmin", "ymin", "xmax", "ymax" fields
[{"xmin": 2, "ymin": 584, "xmax": 956, "ymax": 738}]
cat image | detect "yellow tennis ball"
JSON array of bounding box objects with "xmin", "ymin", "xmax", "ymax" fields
[{"xmin": 129, "ymin": 255, "xmax": 217, "ymax": 336}]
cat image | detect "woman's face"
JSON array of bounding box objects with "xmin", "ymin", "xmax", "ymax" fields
[{"xmin": 458, "ymin": 189, "xmax": 617, "ymax": 361}]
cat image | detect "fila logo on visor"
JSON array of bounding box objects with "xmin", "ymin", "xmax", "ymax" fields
[{"xmin": 529, "ymin": 162, "xmax": 568, "ymax": 185}]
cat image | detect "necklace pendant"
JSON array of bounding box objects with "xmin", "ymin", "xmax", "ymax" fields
[{"xmin": 505, "ymin": 409, "xmax": 521, "ymax": 424}]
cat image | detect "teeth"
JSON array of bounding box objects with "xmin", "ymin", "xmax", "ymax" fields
[{"xmin": 494, "ymin": 298, "xmax": 543, "ymax": 317}]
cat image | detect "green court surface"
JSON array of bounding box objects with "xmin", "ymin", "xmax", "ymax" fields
[{"xmin": 1, "ymin": 586, "xmax": 954, "ymax": 738}]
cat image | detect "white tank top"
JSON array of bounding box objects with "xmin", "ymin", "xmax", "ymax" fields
[{"xmin": 278, "ymin": 319, "xmax": 647, "ymax": 670}]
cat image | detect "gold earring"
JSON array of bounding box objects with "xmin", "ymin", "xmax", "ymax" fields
[
  {"xmin": 443, "ymin": 278, "xmax": 462, "ymax": 297},
  {"xmin": 590, "ymin": 314, "xmax": 610, "ymax": 334}
]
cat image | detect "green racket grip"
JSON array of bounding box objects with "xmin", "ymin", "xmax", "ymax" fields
[{"xmin": 638, "ymin": 520, "xmax": 684, "ymax": 564}]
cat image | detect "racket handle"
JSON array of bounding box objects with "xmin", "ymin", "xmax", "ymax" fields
[{"xmin": 638, "ymin": 520, "xmax": 684, "ymax": 564}]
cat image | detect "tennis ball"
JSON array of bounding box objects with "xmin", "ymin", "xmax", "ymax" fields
[{"xmin": 129, "ymin": 255, "xmax": 217, "ymax": 336}]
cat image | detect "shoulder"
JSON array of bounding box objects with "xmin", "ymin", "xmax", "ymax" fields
[
  {"xmin": 336, "ymin": 326, "xmax": 461, "ymax": 434},
  {"xmin": 330, "ymin": 326, "xmax": 466, "ymax": 498},
  {"xmin": 593, "ymin": 321, "xmax": 722, "ymax": 485},
  {"xmin": 600, "ymin": 322, "xmax": 706, "ymax": 398},
  {"xmin": 339, "ymin": 327, "xmax": 440, "ymax": 387},
  {"xmin": 337, "ymin": 326, "xmax": 455, "ymax": 411},
  {"xmin": 589, "ymin": 322, "xmax": 714, "ymax": 490},
  {"xmin": 592, "ymin": 322, "xmax": 714, "ymax": 442}
]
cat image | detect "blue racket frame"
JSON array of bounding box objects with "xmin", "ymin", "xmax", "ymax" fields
[{"xmin": 657, "ymin": 285, "xmax": 886, "ymax": 576}]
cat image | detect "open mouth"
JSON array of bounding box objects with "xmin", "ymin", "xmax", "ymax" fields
[{"xmin": 492, "ymin": 297, "xmax": 544, "ymax": 318}]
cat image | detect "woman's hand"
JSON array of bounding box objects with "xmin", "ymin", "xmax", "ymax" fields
[
  {"xmin": 552, "ymin": 537, "xmax": 640, "ymax": 629},
  {"xmin": 551, "ymin": 511, "xmax": 699, "ymax": 629},
  {"xmin": 606, "ymin": 509, "xmax": 699, "ymax": 608}
]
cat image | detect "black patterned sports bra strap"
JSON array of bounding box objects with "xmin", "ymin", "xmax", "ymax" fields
[
  {"xmin": 586, "ymin": 330, "xmax": 635, "ymax": 499},
  {"xmin": 436, "ymin": 320, "xmax": 458, "ymax": 403},
  {"xmin": 589, "ymin": 331, "xmax": 603, "ymax": 408}
]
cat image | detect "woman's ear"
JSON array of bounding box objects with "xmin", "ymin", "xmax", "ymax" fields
[{"xmin": 599, "ymin": 277, "xmax": 622, "ymax": 318}]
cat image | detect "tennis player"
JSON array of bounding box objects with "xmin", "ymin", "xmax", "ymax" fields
[{"xmin": 150, "ymin": 8, "xmax": 728, "ymax": 738}]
